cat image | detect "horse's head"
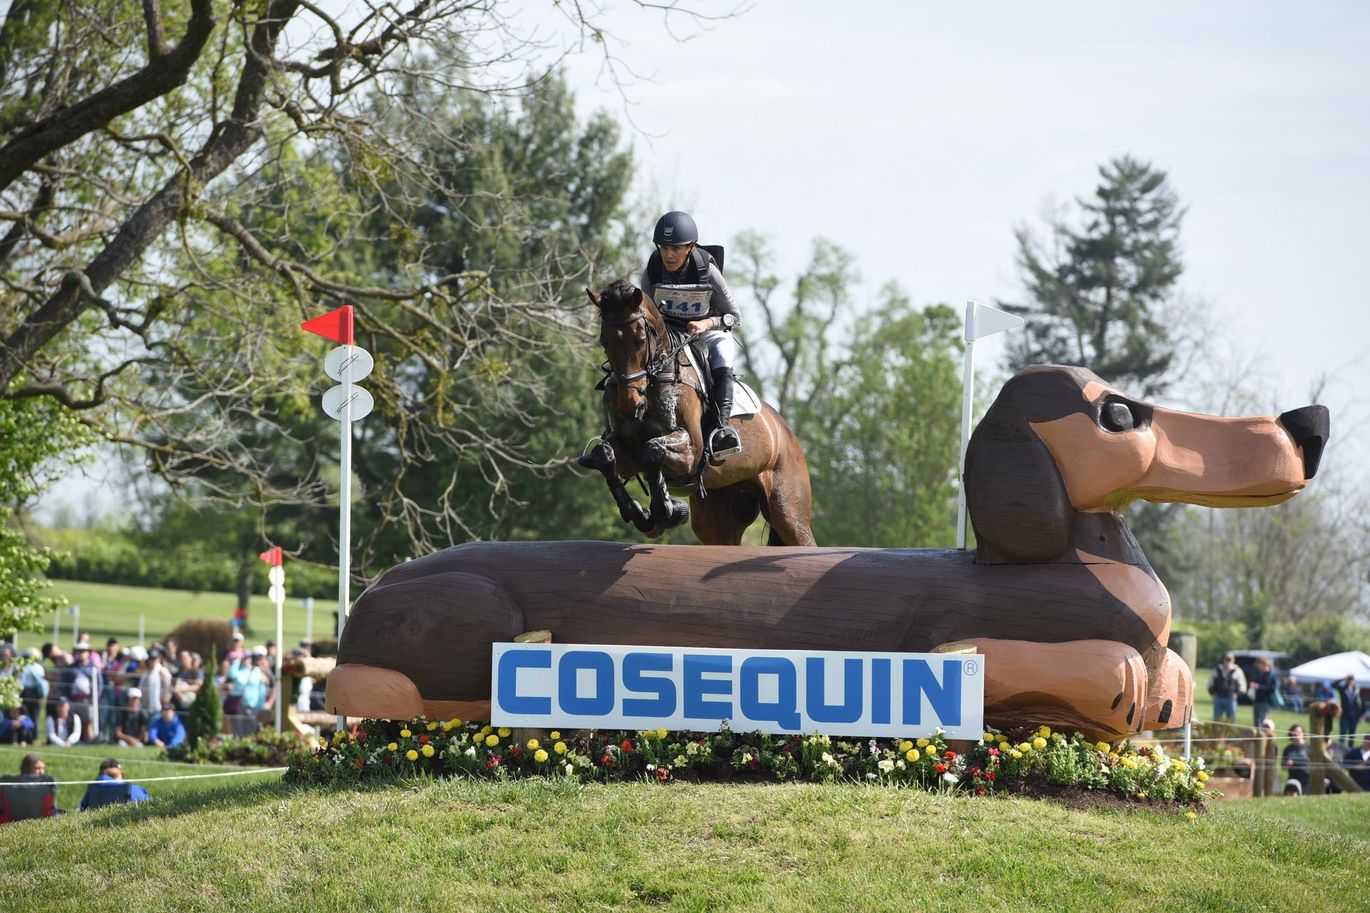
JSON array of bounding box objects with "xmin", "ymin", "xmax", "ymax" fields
[{"xmin": 586, "ymin": 279, "xmax": 665, "ymax": 421}]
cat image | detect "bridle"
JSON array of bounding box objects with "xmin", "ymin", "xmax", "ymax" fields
[{"xmin": 598, "ymin": 306, "xmax": 694, "ymax": 420}]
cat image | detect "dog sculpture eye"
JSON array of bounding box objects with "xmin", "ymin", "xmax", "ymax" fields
[{"xmin": 1101, "ymin": 400, "xmax": 1136, "ymax": 433}]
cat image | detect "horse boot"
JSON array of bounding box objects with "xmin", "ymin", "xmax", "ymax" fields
[{"xmin": 708, "ymin": 367, "xmax": 742, "ymax": 462}]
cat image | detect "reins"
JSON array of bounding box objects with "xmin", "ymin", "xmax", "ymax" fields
[{"xmin": 598, "ymin": 307, "xmax": 695, "ymax": 391}]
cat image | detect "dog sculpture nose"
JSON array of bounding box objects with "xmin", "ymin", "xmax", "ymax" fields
[{"xmin": 1278, "ymin": 405, "xmax": 1329, "ymax": 479}]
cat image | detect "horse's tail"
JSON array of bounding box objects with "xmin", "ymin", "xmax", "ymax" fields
[{"xmin": 767, "ymin": 525, "xmax": 784, "ymax": 546}]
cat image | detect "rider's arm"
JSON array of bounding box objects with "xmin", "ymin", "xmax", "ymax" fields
[
  {"xmin": 706, "ymin": 263, "xmax": 740, "ymax": 329},
  {"xmin": 639, "ymin": 268, "xmax": 654, "ymax": 301}
]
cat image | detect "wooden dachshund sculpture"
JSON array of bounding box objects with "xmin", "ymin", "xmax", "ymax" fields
[{"xmin": 327, "ymin": 365, "xmax": 1329, "ymax": 739}]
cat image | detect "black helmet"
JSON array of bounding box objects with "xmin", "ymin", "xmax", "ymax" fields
[{"xmin": 653, "ymin": 211, "xmax": 698, "ymax": 246}]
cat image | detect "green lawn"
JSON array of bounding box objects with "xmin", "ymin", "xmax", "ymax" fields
[
  {"xmin": 0, "ymin": 778, "xmax": 1366, "ymax": 912},
  {"xmin": 13, "ymin": 578, "xmax": 335, "ymax": 651}
]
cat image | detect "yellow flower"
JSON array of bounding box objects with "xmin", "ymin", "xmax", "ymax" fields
[
  {"xmin": 916, "ymin": 738, "xmax": 929, "ymax": 748},
  {"xmin": 445, "ymin": 718, "xmax": 461, "ymax": 730},
  {"xmin": 1197, "ymin": 771, "xmax": 1209, "ymax": 782},
  {"xmin": 554, "ymin": 741, "xmax": 567, "ymax": 755},
  {"xmin": 526, "ymin": 738, "xmax": 540, "ymax": 750},
  {"xmin": 1037, "ymin": 725, "xmax": 1052, "ymax": 738},
  {"xmin": 400, "ymin": 729, "xmax": 412, "ymax": 738},
  {"xmin": 982, "ymin": 731, "xmax": 995, "ymax": 742},
  {"xmin": 497, "ymin": 727, "xmax": 512, "ymax": 737},
  {"xmin": 656, "ymin": 728, "xmax": 668, "ymax": 740},
  {"xmin": 534, "ymin": 749, "xmax": 549, "ymax": 763},
  {"xmin": 1018, "ymin": 742, "xmax": 1032, "ymax": 752},
  {"xmin": 905, "ymin": 748, "xmax": 920, "ymax": 762},
  {"xmin": 1096, "ymin": 741, "xmax": 1111, "ymax": 753},
  {"xmin": 1009, "ymin": 749, "xmax": 1022, "ymax": 760},
  {"xmin": 1186, "ymin": 811, "xmax": 1197, "ymax": 820},
  {"xmin": 387, "ymin": 742, "xmax": 398, "ymax": 751},
  {"xmin": 485, "ymin": 734, "xmax": 499, "ymax": 747},
  {"xmin": 1032, "ymin": 737, "xmax": 1047, "ymax": 750},
  {"xmin": 427, "ymin": 721, "xmax": 439, "ymax": 731},
  {"xmin": 405, "ymin": 749, "xmax": 419, "ymax": 761},
  {"xmin": 550, "ymin": 731, "xmax": 561, "ymax": 740},
  {"xmin": 421, "ymin": 744, "xmax": 435, "ymax": 758},
  {"xmin": 478, "ymin": 725, "xmax": 490, "ymax": 736},
  {"xmin": 899, "ymin": 740, "xmax": 913, "ymax": 752}
]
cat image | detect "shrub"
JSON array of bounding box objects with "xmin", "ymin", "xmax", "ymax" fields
[
  {"xmin": 185, "ymin": 647, "xmax": 223, "ymax": 749},
  {"xmin": 166, "ymin": 619, "xmax": 234, "ymax": 663},
  {"xmin": 168, "ymin": 727, "xmax": 308, "ymax": 766}
]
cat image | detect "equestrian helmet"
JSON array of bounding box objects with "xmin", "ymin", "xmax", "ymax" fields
[{"xmin": 653, "ymin": 211, "xmax": 698, "ymax": 246}]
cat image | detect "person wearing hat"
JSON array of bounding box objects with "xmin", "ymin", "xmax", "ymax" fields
[
  {"xmin": 78, "ymin": 758, "xmax": 150, "ymax": 811},
  {"xmin": 113, "ymin": 688, "xmax": 150, "ymax": 747},
  {"xmin": 226, "ymin": 630, "xmax": 246, "ymax": 664},
  {"xmin": 138, "ymin": 648, "xmax": 172, "ymax": 715},
  {"xmin": 227, "ymin": 647, "xmax": 272, "ymax": 736},
  {"xmin": 1206, "ymin": 653, "xmax": 1246, "ymax": 723},
  {"xmin": 60, "ymin": 641, "xmax": 102, "ymax": 742},
  {"xmin": 147, "ymin": 703, "xmax": 185, "ymax": 749},
  {"xmin": 18, "ymin": 646, "xmax": 49, "ymax": 722}
]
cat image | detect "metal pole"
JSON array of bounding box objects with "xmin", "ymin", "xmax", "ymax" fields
[
  {"xmin": 274, "ymin": 588, "xmax": 284, "ymax": 734},
  {"xmin": 955, "ymin": 301, "xmax": 977, "ymax": 550},
  {"xmin": 336, "ymin": 357, "xmax": 352, "ymax": 734},
  {"xmin": 1183, "ymin": 720, "xmax": 1192, "ymax": 762}
]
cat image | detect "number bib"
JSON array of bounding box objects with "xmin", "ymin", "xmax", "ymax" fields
[{"xmin": 654, "ymin": 285, "xmax": 712, "ymax": 320}]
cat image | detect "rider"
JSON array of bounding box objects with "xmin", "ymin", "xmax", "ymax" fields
[{"xmin": 639, "ymin": 211, "xmax": 744, "ymax": 457}]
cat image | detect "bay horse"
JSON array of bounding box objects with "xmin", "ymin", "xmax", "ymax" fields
[{"xmin": 581, "ymin": 279, "xmax": 816, "ymax": 545}]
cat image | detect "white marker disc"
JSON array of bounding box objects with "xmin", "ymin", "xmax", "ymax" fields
[
  {"xmin": 267, "ymin": 565, "xmax": 285, "ymax": 585},
  {"xmin": 324, "ymin": 345, "xmax": 374, "ymax": 382},
  {"xmin": 268, "ymin": 584, "xmax": 286, "ymax": 604},
  {"xmin": 321, "ymin": 383, "xmax": 374, "ymax": 421}
]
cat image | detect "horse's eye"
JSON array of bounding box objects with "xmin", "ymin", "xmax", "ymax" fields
[{"xmin": 1101, "ymin": 401, "xmax": 1136, "ymax": 433}]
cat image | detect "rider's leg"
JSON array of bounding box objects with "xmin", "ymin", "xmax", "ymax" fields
[{"xmin": 703, "ymin": 330, "xmax": 741, "ymax": 456}]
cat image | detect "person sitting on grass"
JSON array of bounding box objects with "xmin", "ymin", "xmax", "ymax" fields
[
  {"xmin": 146, "ymin": 703, "xmax": 185, "ymax": 750},
  {"xmin": 46, "ymin": 699, "xmax": 81, "ymax": 747},
  {"xmin": 0, "ymin": 705, "xmax": 37, "ymax": 745},
  {"xmin": 114, "ymin": 687, "xmax": 150, "ymax": 748},
  {"xmin": 78, "ymin": 759, "xmax": 150, "ymax": 811},
  {"xmin": 1281, "ymin": 723, "xmax": 1311, "ymax": 795}
]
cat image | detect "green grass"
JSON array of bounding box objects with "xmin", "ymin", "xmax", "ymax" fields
[
  {"xmin": 12, "ymin": 578, "xmax": 333, "ymax": 650},
  {"xmin": 0, "ymin": 742, "xmax": 282, "ymax": 812},
  {"xmin": 0, "ymin": 778, "xmax": 1366, "ymax": 912}
]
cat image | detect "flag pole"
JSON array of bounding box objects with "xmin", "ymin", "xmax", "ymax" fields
[{"xmin": 336, "ymin": 352, "xmax": 352, "ymax": 734}]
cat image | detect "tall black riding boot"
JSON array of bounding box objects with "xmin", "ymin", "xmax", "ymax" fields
[{"xmin": 709, "ymin": 367, "xmax": 742, "ymax": 459}]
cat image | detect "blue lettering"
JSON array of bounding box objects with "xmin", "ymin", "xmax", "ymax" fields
[
  {"xmin": 741, "ymin": 657, "xmax": 800, "ymax": 729},
  {"xmin": 902, "ymin": 659, "xmax": 962, "ymax": 727},
  {"xmin": 497, "ymin": 649, "xmax": 551, "ymax": 715},
  {"xmin": 870, "ymin": 658, "xmax": 891, "ymax": 725},
  {"xmin": 805, "ymin": 657, "xmax": 863, "ymax": 724},
  {"xmin": 622, "ymin": 652, "xmax": 676, "ymax": 717},
  {"xmin": 558, "ymin": 650, "xmax": 614, "ymax": 716},
  {"xmin": 683, "ymin": 654, "xmax": 733, "ymax": 720}
]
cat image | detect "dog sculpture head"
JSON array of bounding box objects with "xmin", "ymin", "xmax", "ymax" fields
[{"xmin": 965, "ymin": 365, "xmax": 1329, "ymax": 563}]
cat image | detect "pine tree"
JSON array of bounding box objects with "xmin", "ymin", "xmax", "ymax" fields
[
  {"xmin": 1004, "ymin": 155, "xmax": 1184, "ymax": 397},
  {"xmin": 186, "ymin": 647, "xmax": 223, "ymax": 748}
]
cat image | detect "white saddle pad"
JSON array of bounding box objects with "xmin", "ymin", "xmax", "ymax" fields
[{"xmin": 681, "ymin": 347, "xmax": 761, "ymax": 417}]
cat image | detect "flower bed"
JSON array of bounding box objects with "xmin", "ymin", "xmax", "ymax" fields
[
  {"xmin": 284, "ymin": 719, "xmax": 1214, "ymax": 806},
  {"xmin": 168, "ymin": 729, "xmax": 311, "ymax": 766}
]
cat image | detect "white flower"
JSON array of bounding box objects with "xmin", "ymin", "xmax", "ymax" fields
[
  {"xmin": 866, "ymin": 772, "xmax": 877, "ymax": 780},
  {"xmin": 821, "ymin": 752, "xmax": 835, "ymax": 764},
  {"xmin": 464, "ymin": 746, "xmax": 477, "ymax": 758},
  {"xmin": 646, "ymin": 764, "xmax": 656, "ymax": 772},
  {"xmin": 564, "ymin": 763, "xmax": 574, "ymax": 775},
  {"xmin": 877, "ymin": 759, "xmax": 895, "ymax": 773},
  {"xmin": 896, "ymin": 760, "xmax": 906, "ymax": 770},
  {"xmin": 941, "ymin": 772, "xmax": 958, "ymax": 785}
]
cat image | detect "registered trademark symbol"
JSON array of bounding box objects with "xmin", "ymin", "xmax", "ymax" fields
[{"xmin": 964, "ymin": 660, "xmax": 979, "ymax": 676}]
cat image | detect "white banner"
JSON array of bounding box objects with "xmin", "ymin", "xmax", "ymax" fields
[{"xmin": 491, "ymin": 643, "xmax": 984, "ymax": 738}]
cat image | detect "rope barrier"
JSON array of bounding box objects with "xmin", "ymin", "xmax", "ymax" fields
[
  {"xmin": 1, "ymin": 767, "xmax": 287, "ymax": 787},
  {"xmin": 0, "ymin": 744, "xmax": 282, "ymax": 769}
]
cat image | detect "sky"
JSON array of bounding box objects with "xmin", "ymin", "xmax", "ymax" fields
[
  {"xmin": 37, "ymin": 1, "xmax": 1370, "ymax": 521},
  {"xmin": 560, "ymin": 0, "xmax": 1370, "ymax": 466}
]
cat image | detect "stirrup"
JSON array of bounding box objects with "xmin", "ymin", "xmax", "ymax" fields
[{"xmin": 709, "ymin": 426, "xmax": 742, "ymax": 460}]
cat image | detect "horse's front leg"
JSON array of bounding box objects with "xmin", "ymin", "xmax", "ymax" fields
[
  {"xmin": 580, "ymin": 439, "xmax": 656, "ymax": 534},
  {"xmin": 641, "ymin": 430, "xmax": 692, "ymax": 528}
]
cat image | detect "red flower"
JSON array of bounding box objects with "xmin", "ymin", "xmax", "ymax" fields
[
  {"xmin": 976, "ymin": 785, "xmax": 987, "ymax": 795},
  {"xmin": 934, "ymin": 763, "xmax": 947, "ymax": 774},
  {"xmin": 970, "ymin": 767, "xmax": 981, "ymax": 777},
  {"xmin": 602, "ymin": 754, "xmax": 615, "ymax": 767},
  {"xmin": 986, "ymin": 771, "xmax": 996, "ymax": 781},
  {"xmin": 621, "ymin": 740, "xmax": 634, "ymax": 752},
  {"xmin": 487, "ymin": 756, "xmax": 501, "ymax": 769},
  {"xmin": 988, "ymin": 747, "xmax": 999, "ymax": 757},
  {"xmin": 944, "ymin": 750, "xmax": 957, "ymax": 760},
  {"xmin": 354, "ymin": 758, "xmax": 363, "ymax": 767},
  {"xmin": 656, "ymin": 767, "xmax": 669, "ymax": 782},
  {"xmin": 419, "ymin": 734, "xmax": 430, "ymax": 745}
]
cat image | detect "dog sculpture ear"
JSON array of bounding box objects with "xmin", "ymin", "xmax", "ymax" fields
[
  {"xmin": 965, "ymin": 375, "xmax": 1075, "ymax": 563},
  {"xmin": 630, "ymin": 286, "xmax": 643, "ymax": 309},
  {"xmin": 586, "ymin": 288, "xmax": 601, "ymax": 308}
]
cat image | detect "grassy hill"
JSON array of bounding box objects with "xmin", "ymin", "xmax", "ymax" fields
[
  {"xmin": 1, "ymin": 779, "xmax": 1366, "ymax": 912},
  {"xmin": 17, "ymin": 578, "xmax": 331, "ymax": 650}
]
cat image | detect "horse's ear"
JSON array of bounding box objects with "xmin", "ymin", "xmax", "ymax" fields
[
  {"xmin": 585, "ymin": 288, "xmax": 601, "ymax": 308},
  {"xmin": 630, "ymin": 287, "xmax": 643, "ymax": 308}
]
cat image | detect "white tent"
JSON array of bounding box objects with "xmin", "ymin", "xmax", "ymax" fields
[{"xmin": 1288, "ymin": 650, "xmax": 1370, "ymax": 687}]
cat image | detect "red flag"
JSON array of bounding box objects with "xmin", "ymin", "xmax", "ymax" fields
[
  {"xmin": 258, "ymin": 546, "xmax": 283, "ymax": 567},
  {"xmin": 301, "ymin": 305, "xmax": 354, "ymax": 345}
]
